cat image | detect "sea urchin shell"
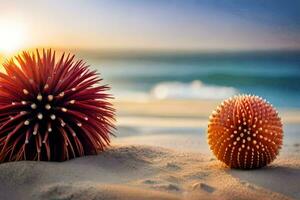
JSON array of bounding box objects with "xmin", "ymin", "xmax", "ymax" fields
[
  {"xmin": 207, "ymin": 95, "xmax": 283, "ymax": 169},
  {"xmin": 0, "ymin": 49, "xmax": 115, "ymax": 162}
]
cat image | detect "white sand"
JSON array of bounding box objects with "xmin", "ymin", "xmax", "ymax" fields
[
  {"xmin": 0, "ymin": 99, "xmax": 299, "ymax": 200},
  {"xmin": 0, "ymin": 145, "xmax": 299, "ymax": 200}
]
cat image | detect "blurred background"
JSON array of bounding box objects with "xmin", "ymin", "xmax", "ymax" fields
[
  {"xmin": 1, "ymin": 0, "xmax": 300, "ymax": 161},
  {"xmin": 0, "ymin": 0, "xmax": 300, "ymax": 108}
]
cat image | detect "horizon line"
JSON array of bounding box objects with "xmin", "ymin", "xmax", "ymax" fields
[{"xmin": 1, "ymin": 47, "xmax": 300, "ymax": 58}]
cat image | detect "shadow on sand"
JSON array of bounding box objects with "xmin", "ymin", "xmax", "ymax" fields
[{"xmin": 227, "ymin": 165, "xmax": 300, "ymax": 199}]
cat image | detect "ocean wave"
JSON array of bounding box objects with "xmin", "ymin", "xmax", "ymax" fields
[{"xmin": 151, "ymin": 80, "xmax": 238, "ymax": 100}]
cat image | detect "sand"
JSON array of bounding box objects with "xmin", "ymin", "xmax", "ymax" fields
[
  {"xmin": 0, "ymin": 99, "xmax": 299, "ymax": 200},
  {"xmin": 0, "ymin": 145, "xmax": 299, "ymax": 200}
]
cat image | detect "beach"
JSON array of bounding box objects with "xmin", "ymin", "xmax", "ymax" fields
[
  {"xmin": 0, "ymin": 99, "xmax": 299, "ymax": 200},
  {"xmin": 1, "ymin": 0, "xmax": 300, "ymax": 199}
]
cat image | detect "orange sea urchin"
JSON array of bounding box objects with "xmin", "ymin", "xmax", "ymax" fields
[
  {"xmin": 0, "ymin": 50, "xmax": 115, "ymax": 162},
  {"xmin": 207, "ymin": 95, "xmax": 283, "ymax": 169}
]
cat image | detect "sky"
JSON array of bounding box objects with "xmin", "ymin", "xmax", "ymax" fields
[{"xmin": 0, "ymin": 0, "xmax": 300, "ymax": 52}]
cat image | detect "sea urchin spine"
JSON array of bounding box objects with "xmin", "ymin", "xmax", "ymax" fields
[
  {"xmin": 207, "ymin": 95, "xmax": 283, "ymax": 169},
  {"xmin": 0, "ymin": 49, "xmax": 115, "ymax": 162}
]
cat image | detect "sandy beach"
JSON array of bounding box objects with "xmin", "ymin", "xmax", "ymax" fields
[
  {"xmin": 1, "ymin": 0, "xmax": 300, "ymax": 199},
  {"xmin": 0, "ymin": 99, "xmax": 300, "ymax": 200}
]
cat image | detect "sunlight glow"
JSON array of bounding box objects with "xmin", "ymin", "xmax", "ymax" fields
[{"xmin": 0, "ymin": 19, "xmax": 26, "ymax": 55}]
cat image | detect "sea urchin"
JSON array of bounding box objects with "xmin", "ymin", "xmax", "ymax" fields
[
  {"xmin": 207, "ymin": 95, "xmax": 283, "ymax": 169},
  {"xmin": 0, "ymin": 49, "xmax": 115, "ymax": 162}
]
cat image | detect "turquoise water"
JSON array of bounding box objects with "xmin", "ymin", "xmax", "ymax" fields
[{"xmin": 84, "ymin": 51, "xmax": 300, "ymax": 108}]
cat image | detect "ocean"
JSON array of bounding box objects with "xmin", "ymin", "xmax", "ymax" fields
[{"xmin": 81, "ymin": 51, "xmax": 300, "ymax": 108}]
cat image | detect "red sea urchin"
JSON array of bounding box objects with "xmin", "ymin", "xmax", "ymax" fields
[
  {"xmin": 207, "ymin": 95, "xmax": 283, "ymax": 169},
  {"xmin": 0, "ymin": 50, "xmax": 115, "ymax": 162}
]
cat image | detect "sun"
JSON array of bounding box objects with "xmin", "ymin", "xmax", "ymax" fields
[{"xmin": 0, "ymin": 19, "xmax": 26, "ymax": 55}]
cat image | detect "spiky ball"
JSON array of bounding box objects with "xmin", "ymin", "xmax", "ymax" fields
[
  {"xmin": 0, "ymin": 50, "xmax": 115, "ymax": 162},
  {"xmin": 207, "ymin": 95, "xmax": 283, "ymax": 169}
]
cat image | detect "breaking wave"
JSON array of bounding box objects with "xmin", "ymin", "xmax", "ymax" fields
[{"xmin": 151, "ymin": 80, "xmax": 238, "ymax": 100}]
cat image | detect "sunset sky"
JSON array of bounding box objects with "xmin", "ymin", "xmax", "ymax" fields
[{"xmin": 0, "ymin": 0, "xmax": 300, "ymax": 54}]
